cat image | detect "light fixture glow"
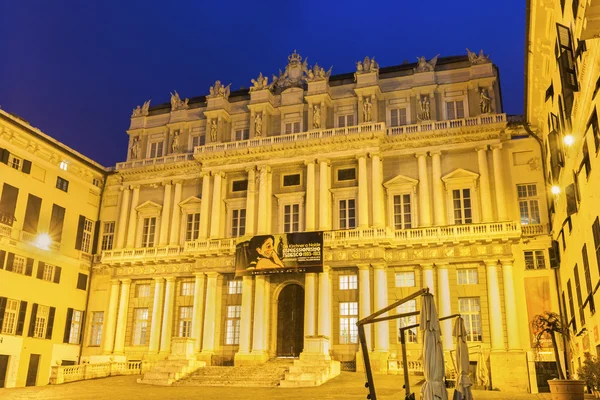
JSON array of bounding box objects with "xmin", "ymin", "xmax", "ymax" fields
[
  {"xmin": 551, "ymin": 185, "xmax": 561, "ymax": 195},
  {"xmin": 34, "ymin": 233, "xmax": 52, "ymax": 250},
  {"xmin": 563, "ymin": 134, "xmax": 575, "ymax": 146}
]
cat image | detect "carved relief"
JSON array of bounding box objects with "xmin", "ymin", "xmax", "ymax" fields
[
  {"xmin": 271, "ymin": 50, "xmax": 309, "ymax": 90},
  {"xmin": 477, "ymin": 246, "xmax": 487, "ymax": 255}
]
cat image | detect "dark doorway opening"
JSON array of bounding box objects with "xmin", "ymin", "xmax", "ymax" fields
[
  {"xmin": 0, "ymin": 355, "xmax": 9, "ymax": 388},
  {"xmin": 277, "ymin": 284, "xmax": 304, "ymax": 357},
  {"xmin": 26, "ymin": 354, "xmax": 40, "ymax": 387}
]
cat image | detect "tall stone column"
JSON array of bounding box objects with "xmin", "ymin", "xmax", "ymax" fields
[
  {"xmin": 237, "ymin": 276, "xmax": 254, "ymax": 355},
  {"xmin": 477, "ymin": 147, "xmax": 494, "ymax": 222},
  {"xmin": 357, "ymin": 154, "xmax": 369, "ymax": 228},
  {"xmin": 201, "ymin": 273, "xmax": 219, "ymax": 355},
  {"xmin": 125, "ymin": 186, "xmax": 140, "ymax": 248},
  {"xmin": 318, "ymin": 159, "xmax": 331, "ymax": 230},
  {"xmin": 485, "ymin": 260, "xmax": 505, "ymax": 351},
  {"xmin": 431, "ymin": 151, "xmax": 446, "ymax": 226},
  {"xmin": 373, "ymin": 264, "xmax": 389, "ymax": 352},
  {"xmin": 491, "ymin": 144, "xmax": 508, "ymax": 221},
  {"xmin": 169, "ymin": 180, "xmax": 183, "ymax": 245},
  {"xmin": 257, "ymin": 166, "xmax": 271, "ymax": 235},
  {"xmin": 199, "ymin": 172, "xmax": 211, "ymax": 239},
  {"xmin": 304, "ymin": 273, "xmax": 317, "ymax": 338},
  {"xmin": 262, "ymin": 276, "xmax": 270, "ymax": 351},
  {"xmin": 267, "ymin": 168, "xmax": 273, "ymax": 233},
  {"xmin": 358, "ymin": 264, "xmax": 372, "ymax": 351},
  {"xmin": 115, "ymin": 187, "xmax": 131, "ymax": 249},
  {"xmin": 159, "ymin": 277, "xmax": 176, "ymax": 353},
  {"xmin": 192, "ymin": 273, "xmax": 206, "ymax": 352},
  {"xmin": 113, "ymin": 278, "xmax": 132, "ymax": 354},
  {"xmin": 245, "ymin": 167, "xmax": 256, "ymax": 236},
  {"xmin": 209, "ymin": 172, "xmax": 224, "ymax": 238},
  {"xmin": 102, "ymin": 279, "xmax": 121, "ymax": 354},
  {"xmin": 501, "ymin": 259, "xmax": 521, "ymax": 351},
  {"xmin": 371, "ymin": 154, "xmax": 384, "ymax": 228},
  {"xmin": 251, "ymin": 275, "xmax": 268, "ymax": 359},
  {"xmin": 416, "ymin": 153, "xmax": 431, "ymax": 227},
  {"xmin": 422, "ymin": 264, "xmax": 436, "ymax": 297},
  {"xmin": 148, "ymin": 277, "xmax": 165, "ymax": 353},
  {"xmin": 318, "ymin": 266, "xmax": 332, "ymax": 349},
  {"xmin": 436, "ymin": 263, "xmax": 453, "ymax": 349},
  {"xmin": 159, "ymin": 182, "xmax": 172, "ymax": 246},
  {"xmin": 305, "ymin": 160, "xmax": 316, "ymax": 231}
]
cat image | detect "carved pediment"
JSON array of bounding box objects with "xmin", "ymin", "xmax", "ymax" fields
[
  {"xmin": 179, "ymin": 196, "xmax": 202, "ymax": 206},
  {"xmin": 135, "ymin": 200, "xmax": 163, "ymax": 214},
  {"xmin": 441, "ymin": 168, "xmax": 479, "ymax": 189},
  {"xmin": 383, "ymin": 174, "xmax": 419, "ymax": 188}
]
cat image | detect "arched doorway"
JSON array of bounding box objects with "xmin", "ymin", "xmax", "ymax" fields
[{"xmin": 276, "ymin": 284, "xmax": 304, "ymax": 357}]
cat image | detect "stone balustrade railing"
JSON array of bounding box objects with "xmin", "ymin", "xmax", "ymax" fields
[
  {"xmin": 101, "ymin": 245, "xmax": 184, "ymax": 263},
  {"xmin": 116, "ymin": 153, "xmax": 194, "ymax": 170},
  {"xmin": 50, "ymin": 361, "xmax": 148, "ymax": 385},
  {"xmin": 521, "ymin": 223, "xmax": 547, "ymax": 236},
  {"xmin": 387, "ymin": 113, "xmax": 506, "ymax": 136},
  {"xmin": 0, "ymin": 222, "xmax": 12, "ymax": 239}
]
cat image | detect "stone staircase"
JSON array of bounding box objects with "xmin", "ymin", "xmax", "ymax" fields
[
  {"xmin": 137, "ymin": 358, "xmax": 205, "ymax": 386},
  {"xmin": 279, "ymin": 357, "xmax": 341, "ymax": 388},
  {"xmin": 176, "ymin": 359, "xmax": 293, "ymax": 387}
]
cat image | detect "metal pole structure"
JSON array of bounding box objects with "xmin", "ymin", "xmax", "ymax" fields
[
  {"xmin": 400, "ymin": 329, "xmax": 410, "ymax": 399},
  {"xmin": 358, "ymin": 323, "xmax": 377, "ymax": 400}
]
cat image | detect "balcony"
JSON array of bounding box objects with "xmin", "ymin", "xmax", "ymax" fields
[
  {"xmin": 387, "ymin": 114, "xmax": 506, "ymax": 136},
  {"xmin": 100, "ymin": 245, "xmax": 187, "ymax": 264},
  {"xmin": 116, "ymin": 153, "xmax": 194, "ymax": 171},
  {"xmin": 521, "ymin": 224, "xmax": 547, "ymax": 236}
]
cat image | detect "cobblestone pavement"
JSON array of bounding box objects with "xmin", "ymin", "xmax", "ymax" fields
[{"xmin": 0, "ymin": 372, "xmax": 556, "ymax": 400}]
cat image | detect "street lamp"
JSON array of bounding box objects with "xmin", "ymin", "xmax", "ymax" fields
[
  {"xmin": 551, "ymin": 185, "xmax": 561, "ymax": 195},
  {"xmin": 563, "ymin": 134, "xmax": 575, "ymax": 146},
  {"xmin": 34, "ymin": 233, "xmax": 52, "ymax": 250}
]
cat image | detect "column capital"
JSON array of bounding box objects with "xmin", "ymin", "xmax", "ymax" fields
[
  {"xmin": 165, "ymin": 276, "xmax": 177, "ymax": 283},
  {"xmin": 110, "ymin": 279, "xmax": 121, "ymax": 286},
  {"xmin": 355, "ymin": 152, "xmax": 368, "ymax": 160},
  {"xmin": 212, "ymin": 171, "xmax": 226, "ymax": 178},
  {"xmin": 200, "ymin": 171, "xmax": 211, "ymax": 178},
  {"xmin": 245, "ymin": 165, "xmax": 256, "ymax": 173},
  {"xmin": 415, "ymin": 152, "xmax": 428, "ymax": 159},
  {"xmin": 161, "ymin": 180, "xmax": 173, "ymax": 187},
  {"xmin": 119, "ymin": 186, "xmax": 130, "ymax": 192},
  {"xmin": 357, "ymin": 263, "xmax": 371, "ymax": 271},
  {"xmin": 321, "ymin": 265, "xmax": 331, "ymax": 273},
  {"xmin": 371, "ymin": 262, "xmax": 387, "ymax": 270},
  {"xmin": 483, "ymin": 259, "xmax": 499, "ymax": 267},
  {"xmin": 499, "ymin": 258, "xmax": 514, "ymax": 266},
  {"xmin": 475, "ymin": 145, "xmax": 489, "ymax": 153},
  {"xmin": 490, "ymin": 143, "xmax": 503, "ymax": 151},
  {"xmin": 130, "ymin": 184, "xmax": 141, "ymax": 191},
  {"xmin": 258, "ymin": 165, "xmax": 272, "ymax": 173},
  {"xmin": 421, "ymin": 263, "xmax": 434, "ymax": 270},
  {"xmin": 317, "ymin": 158, "xmax": 330, "ymax": 165},
  {"xmin": 434, "ymin": 262, "xmax": 449, "ymax": 269},
  {"xmin": 153, "ymin": 277, "xmax": 165, "ymax": 283},
  {"xmin": 429, "ymin": 150, "xmax": 442, "ymax": 157},
  {"xmin": 368, "ymin": 152, "xmax": 381, "ymax": 160},
  {"xmin": 172, "ymin": 179, "xmax": 184, "ymax": 185},
  {"xmin": 206, "ymin": 272, "xmax": 220, "ymax": 278},
  {"xmin": 304, "ymin": 159, "xmax": 316, "ymax": 166},
  {"xmin": 193, "ymin": 272, "xmax": 206, "ymax": 278},
  {"xmin": 120, "ymin": 278, "xmax": 132, "ymax": 285}
]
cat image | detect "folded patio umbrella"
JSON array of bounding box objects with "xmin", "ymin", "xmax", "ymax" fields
[
  {"xmin": 420, "ymin": 293, "xmax": 448, "ymax": 400},
  {"xmin": 476, "ymin": 350, "xmax": 490, "ymax": 389},
  {"xmin": 452, "ymin": 316, "xmax": 473, "ymax": 400}
]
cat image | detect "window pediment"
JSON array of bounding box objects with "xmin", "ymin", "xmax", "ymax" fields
[
  {"xmin": 179, "ymin": 196, "xmax": 202, "ymax": 213},
  {"xmin": 383, "ymin": 175, "xmax": 419, "ymax": 193},
  {"xmin": 274, "ymin": 191, "xmax": 305, "ymax": 205},
  {"xmin": 441, "ymin": 168, "xmax": 479, "ymax": 190},
  {"xmin": 135, "ymin": 200, "xmax": 163, "ymax": 217}
]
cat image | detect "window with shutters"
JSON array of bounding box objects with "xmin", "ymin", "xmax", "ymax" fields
[
  {"xmin": 567, "ymin": 279, "xmax": 577, "ymax": 332},
  {"xmin": 453, "ymin": 189, "xmax": 473, "ymax": 224},
  {"xmin": 149, "ymin": 141, "xmax": 164, "ymax": 158},
  {"xmin": 1, "ymin": 299, "xmax": 19, "ymax": 334},
  {"xmin": 524, "ymin": 250, "xmax": 546, "ymax": 269},
  {"xmin": 395, "ymin": 272, "xmax": 416, "ymax": 287},
  {"xmin": 339, "ymin": 302, "xmax": 358, "ymax": 344},
  {"xmin": 228, "ymin": 280, "xmax": 242, "ymax": 295},
  {"xmin": 42, "ymin": 264, "xmax": 54, "ymax": 281},
  {"xmin": 101, "ymin": 222, "xmax": 115, "ymax": 251},
  {"xmin": 446, "ymin": 100, "xmax": 465, "ymax": 120},
  {"xmin": 517, "ymin": 184, "xmax": 541, "ymax": 225},
  {"xmin": 339, "ymin": 199, "xmax": 356, "ymax": 229},
  {"xmin": 12, "ymin": 255, "xmax": 25, "ymax": 275},
  {"xmin": 231, "ymin": 209, "xmax": 246, "ymax": 237},
  {"xmin": 89, "ymin": 312, "xmax": 103, "ymax": 346},
  {"xmin": 8, "ymin": 155, "xmax": 22, "ymax": 171},
  {"xmin": 178, "ymin": 306, "xmax": 193, "ymax": 338},
  {"xmin": 337, "ymin": 114, "xmax": 355, "ymax": 128},
  {"xmin": 132, "ymin": 308, "xmax": 149, "ymax": 345},
  {"xmin": 393, "ymin": 194, "xmax": 412, "ymax": 229},
  {"xmin": 339, "ymin": 275, "xmax": 358, "ymax": 290},
  {"xmin": 583, "ymin": 139, "xmax": 592, "ymax": 178},
  {"xmin": 459, "ymin": 298, "xmax": 482, "ymax": 341},
  {"xmin": 81, "ymin": 218, "xmax": 93, "ymax": 253},
  {"xmin": 225, "ymin": 305, "xmax": 241, "ymax": 345},
  {"xmin": 142, "ymin": 217, "xmax": 156, "ymax": 248},
  {"xmin": 56, "ymin": 177, "xmax": 69, "ymax": 192},
  {"xmin": 49, "ymin": 204, "xmax": 65, "ymax": 243},
  {"xmin": 68, "ymin": 310, "xmax": 83, "ymax": 344},
  {"xmin": 574, "ymin": 264, "xmax": 585, "ymax": 325},
  {"xmin": 457, "ymin": 269, "xmax": 479, "ymax": 284},
  {"xmin": 34, "ymin": 305, "xmax": 49, "ymax": 339},
  {"xmin": 582, "ymin": 244, "xmax": 595, "ymax": 314},
  {"xmin": 397, "ymin": 299, "xmax": 417, "ymax": 343},
  {"xmin": 77, "ymin": 273, "xmax": 88, "ymax": 290},
  {"xmin": 23, "ymin": 194, "xmax": 42, "ymax": 234},
  {"xmin": 593, "ymin": 217, "xmax": 600, "ymax": 273},
  {"xmin": 390, "ymin": 108, "xmax": 408, "ymax": 127},
  {"xmin": 587, "ymin": 109, "xmax": 600, "ymax": 153},
  {"xmin": 0, "ymin": 183, "xmax": 19, "ymax": 226}
]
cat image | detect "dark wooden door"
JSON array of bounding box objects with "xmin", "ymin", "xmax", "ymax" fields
[
  {"xmin": 277, "ymin": 284, "xmax": 304, "ymax": 357},
  {"xmin": 25, "ymin": 354, "xmax": 40, "ymax": 387},
  {"xmin": 0, "ymin": 355, "xmax": 9, "ymax": 388}
]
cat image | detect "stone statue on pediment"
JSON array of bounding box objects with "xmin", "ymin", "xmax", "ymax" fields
[
  {"xmin": 313, "ymin": 105, "xmax": 321, "ymax": 129},
  {"xmin": 130, "ymin": 136, "xmax": 140, "ymax": 159},
  {"xmin": 414, "ymin": 55, "xmax": 439, "ymax": 73},
  {"xmin": 208, "ymin": 80, "xmax": 231, "ymax": 99},
  {"xmin": 307, "ymin": 63, "xmax": 332, "ymax": 82},
  {"xmin": 354, "ymin": 56, "xmax": 379, "ymax": 81},
  {"xmin": 254, "ymin": 113, "xmax": 263, "ymax": 137},
  {"xmin": 271, "ymin": 50, "xmax": 309, "ymax": 90},
  {"xmin": 171, "ymin": 130, "xmax": 180, "ymax": 153},
  {"xmin": 418, "ymin": 95, "xmax": 431, "ymax": 120},
  {"xmin": 132, "ymin": 100, "xmax": 151, "ymax": 117},
  {"xmin": 479, "ymin": 88, "xmax": 491, "ymax": 114},
  {"xmin": 363, "ymin": 98, "xmax": 373, "ymax": 122},
  {"xmin": 210, "ymin": 120, "xmax": 218, "ymax": 142},
  {"xmin": 170, "ymin": 91, "xmax": 189, "ymax": 111},
  {"xmin": 467, "ymin": 48, "xmax": 490, "ymax": 65},
  {"xmin": 250, "ymin": 73, "xmax": 269, "ymax": 92}
]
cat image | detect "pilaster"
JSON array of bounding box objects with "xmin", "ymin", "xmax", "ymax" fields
[
  {"xmin": 125, "ymin": 186, "xmax": 140, "ymax": 248},
  {"xmin": 113, "ymin": 278, "xmax": 132, "ymax": 354},
  {"xmin": 476, "ymin": 146, "xmax": 494, "ymax": 222},
  {"xmin": 148, "ymin": 277, "xmax": 165, "ymax": 353},
  {"xmin": 416, "ymin": 153, "xmax": 431, "ymax": 227},
  {"xmin": 485, "ymin": 259, "xmax": 505, "ymax": 351},
  {"xmin": 102, "ymin": 279, "xmax": 121, "ymax": 354},
  {"xmin": 159, "ymin": 276, "xmax": 176, "ymax": 353},
  {"xmin": 199, "ymin": 172, "xmax": 212, "ymax": 239},
  {"xmin": 209, "ymin": 172, "xmax": 225, "ymax": 238}
]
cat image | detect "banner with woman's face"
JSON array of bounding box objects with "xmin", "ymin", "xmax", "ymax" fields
[{"xmin": 234, "ymin": 231, "xmax": 323, "ymax": 277}]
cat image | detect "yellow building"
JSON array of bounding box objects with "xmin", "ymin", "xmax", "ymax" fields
[
  {"xmin": 526, "ymin": 0, "xmax": 600, "ymax": 380},
  {"xmin": 0, "ymin": 109, "xmax": 107, "ymax": 387}
]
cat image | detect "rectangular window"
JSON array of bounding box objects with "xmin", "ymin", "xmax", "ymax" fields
[
  {"xmin": 142, "ymin": 217, "xmax": 156, "ymax": 248},
  {"xmin": 567, "ymin": 280, "xmax": 577, "ymax": 332},
  {"xmin": 390, "ymin": 108, "xmax": 408, "ymax": 127},
  {"xmin": 89, "ymin": 312, "xmax": 103, "ymax": 346},
  {"xmin": 0, "ymin": 183, "xmax": 19, "ymax": 226},
  {"xmin": 42, "ymin": 263, "xmax": 54, "ymax": 282},
  {"xmin": 395, "ymin": 271, "xmax": 416, "ymax": 287},
  {"xmin": 149, "ymin": 142, "xmax": 164, "ymax": 158},
  {"xmin": 582, "ymin": 244, "xmax": 595, "ymax": 314},
  {"xmin": 49, "ymin": 204, "xmax": 65, "ymax": 243},
  {"xmin": 33, "ymin": 305, "xmax": 49, "ymax": 339},
  {"xmin": 517, "ymin": 184, "xmax": 541, "ymax": 225},
  {"xmin": 338, "ymin": 114, "xmax": 355, "ymax": 128},
  {"xmin": 178, "ymin": 306, "xmax": 193, "ymax": 338},
  {"xmin": 185, "ymin": 213, "xmax": 200, "ymax": 241},
  {"xmin": 588, "ymin": 109, "xmax": 600, "ymax": 153},
  {"xmin": 231, "ymin": 209, "xmax": 246, "ymax": 237},
  {"xmin": 339, "ymin": 302, "xmax": 358, "ymax": 344},
  {"xmin": 12, "ymin": 255, "xmax": 26, "ymax": 274},
  {"xmin": 68, "ymin": 310, "xmax": 83, "ymax": 344},
  {"xmin": 9, "ymin": 154, "xmax": 22, "ymax": 171},
  {"xmin": 284, "ymin": 122, "xmax": 301, "ymax": 134},
  {"xmin": 393, "ymin": 194, "xmax": 412, "ymax": 229},
  {"xmin": 593, "ymin": 217, "xmax": 600, "ymax": 273},
  {"xmin": 228, "ymin": 280, "xmax": 242, "ymax": 295},
  {"xmin": 283, "ymin": 174, "xmax": 301, "ymax": 187},
  {"xmin": 574, "ymin": 264, "xmax": 585, "ymax": 325},
  {"xmin": 284, "ymin": 204, "xmax": 300, "ymax": 233},
  {"xmin": 453, "ymin": 189, "xmax": 472, "ymax": 224},
  {"xmin": 132, "ymin": 308, "xmax": 149, "ymax": 345},
  {"xmin": 235, "ymin": 128, "xmax": 250, "ymax": 141},
  {"xmin": 181, "ymin": 282, "xmax": 195, "ymax": 296},
  {"xmin": 339, "ymin": 199, "xmax": 356, "ymax": 229},
  {"xmin": 1, "ymin": 299, "xmax": 19, "ymax": 334},
  {"xmin": 458, "ymin": 298, "xmax": 482, "ymax": 341},
  {"xmin": 136, "ymin": 284, "xmax": 151, "ymax": 298},
  {"xmin": 23, "ymin": 194, "xmax": 42, "ymax": 234},
  {"xmin": 337, "ymin": 168, "xmax": 356, "ymax": 181},
  {"xmin": 77, "ymin": 273, "xmax": 88, "ymax": 290},
  {"xmin": 101, "ymin": 222, "xmax": 115, "ymax": 251},
  {"xmin": 232, "ymin": 180, "xmax": 248, "ymax": 192},
  {"xmin": 524, "ymin": 250, "xmax": 546, "ymax": 270},
  {"xmin": 583, "ymin": 140, "xmax": 591, "ymax": 178},
  {"xmin": 457, "ymin": 269, "xmax": 478, "ymax": 284},
  {"xmin": 225, "ymin": 305, "xmax": 241, "ymax": 345},
  {"xmin": 56, "ymin": 177, "xmax": 69, "ymax": 192},
  {"xmin": 397, "ymin": 299, "xmax": 417, "ymax": 343},
  {"xmin": 81, "ymin": 218, "xmax": 93, "ymax": 253},
  {"xmin": 446, "ymin": 100, "xmax": 465, "ymax": 120},
  {"xmin": 339, "ymin": 275, "xmax": 358, "ymax": 290}
]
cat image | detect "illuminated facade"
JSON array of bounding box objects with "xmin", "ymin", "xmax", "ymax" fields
[
  {"xmin": 0, "ymin": 109, "xmax": 106, "ymax": 387},
  {"xmin": 526, "ymin": 0, "xmax": 600, "ymax": 382}
]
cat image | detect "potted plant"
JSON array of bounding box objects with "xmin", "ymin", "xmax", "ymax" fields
[
  {"xmin": 531, "ymin": 311, "xmax": 584, "ymax": 400},
  {"xmin": 578, "ymin": 354, "xmax": 600, "ymax": 397}
]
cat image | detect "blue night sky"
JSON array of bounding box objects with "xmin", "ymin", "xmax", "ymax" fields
[{"xmin": 0, "ymin": 0, "xmax": 525, "ymax": 167}]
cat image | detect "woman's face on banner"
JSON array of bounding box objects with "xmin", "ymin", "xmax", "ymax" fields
[{"xmin": 257, "ymin": 238, "xmax": 274, "ymax": 258}]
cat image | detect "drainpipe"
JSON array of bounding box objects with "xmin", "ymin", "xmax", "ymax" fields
[{"xmin": 523, "ymin": 122, "xmax": 571, "ymax": 378}]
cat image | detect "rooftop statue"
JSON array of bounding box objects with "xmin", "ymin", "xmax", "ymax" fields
[
  {"xmin": 208, "ymin": 80, "xmax": 231, "ymax": 99},
  {"xmin": 467, "ymin": 48, "xmax": 490, "ymax": 65},
  {"xmin": 271, "ymin": 50, "xmax": 309, "ymax": 90},
  {"xmin": 170, "ymin": 91, "xmax": 189, "ymax": 111},
  {"xmin": 354, "ymin": 56, "xmax": 379, "ymax": 81},
  {"xmin": 414, "ymin": 55, "xmax": 439, "ymax": 73},
  {"xmin": 249, "ymin": 72, "xmax": 269, "ymax": 92},
  {"xmin": 131, "ymin": 100, "xmax": 151, "ymax": 118},
  {"xmin": 306, "ymin": 63, "xmax": 332, "ymax": 82}
]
